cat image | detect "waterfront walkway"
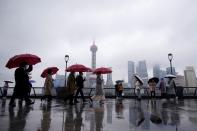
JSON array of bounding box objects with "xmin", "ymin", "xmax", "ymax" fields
[{"xmin": 0, "ymin": 98, "xmax": 197, "ymax": 131}]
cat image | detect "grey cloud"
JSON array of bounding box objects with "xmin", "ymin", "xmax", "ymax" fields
[{"xmin": 1, "ymin": 0, "xmax": 197, "ymax": 86}]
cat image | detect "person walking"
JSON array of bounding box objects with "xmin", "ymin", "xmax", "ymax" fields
[
  {"xmin": 74, "ymin": 72, "xmax": 86, "ymax": 103},
  {"xmin": 91, "ymin": 73, "xmax": 105, "ymax": 104},
  {"xmin": 148, "ymin": 80, "xmax": 157, "ymax": 98},
  {"xmin": 67, "ymin": 72, "xmax": 76, "ymax": 105},
  {"xmin": 9, "ymin": 62, "xmax": 34, "ymax": 107},
  {"xmin": 166, "ymin": 77, "xmax": 176, "ymax": 100},
  {"xmin": 117, "ymin": 83, "xmax": 123, "ymax": 98},
  {"xmin": 2, "ymin": 81, "xmax": 9, "ymax": 99},
  {"xmin": 41, "ymin": 69, "xmax": 54, "ymax": 102},
  {"xmin": 135, "ymin": 80, "xmax": 142, "ymax": 100},
  {"xmin": 159, "ymin": 78, "xmax": 166, "ymax": 98}
]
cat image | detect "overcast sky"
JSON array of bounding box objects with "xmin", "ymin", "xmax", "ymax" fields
[{"xmin": 1, "ymin": 0, "xmax": 197, "ymax": 87}]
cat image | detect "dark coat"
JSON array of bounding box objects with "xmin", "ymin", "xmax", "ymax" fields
[
  {"xmin": 76, "ymin": 75, "xmax": 85, "ymax": 88},
  {"xmin": 14, "ymin": 65, "xmax": 32, "ymax": 96}
]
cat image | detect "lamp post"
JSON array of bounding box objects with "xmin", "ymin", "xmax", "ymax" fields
[
  {"xmin": 168, "ymin": 53, "xmax": 173, "ymax": 75},
  {"xmin": 64, "ymin": 55, "xmax": 69, "ymax": 87}
]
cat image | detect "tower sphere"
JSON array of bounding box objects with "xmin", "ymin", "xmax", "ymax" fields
[{"xmin": 90, "ymin": 43, "xmax": 98, "ymax": 52}]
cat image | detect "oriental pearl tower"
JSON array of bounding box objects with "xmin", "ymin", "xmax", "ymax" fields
[{"xmin": 90, "ymin": 41, "xmax": 98, "ymax": 69}]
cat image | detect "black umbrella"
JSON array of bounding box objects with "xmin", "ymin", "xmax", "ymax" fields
[
  {"xmin": 148, "ymin": 77, "xmax": 159, "ymax": 84},
  {"xmin": 150, "ymin": 114, "xmax": 162, "ymax": 124},
  {"xmin": 115, "ymin": 80, "xmax": 124, "ymax": 83},
  {"xmin": 134, "ymin": 75, "xmax": 143, "ymax": 85}
]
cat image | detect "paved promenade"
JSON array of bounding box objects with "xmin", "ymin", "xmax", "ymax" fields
[{"xmin": 0, "ymin": 98, "xmax": 197, "ymax": 131}]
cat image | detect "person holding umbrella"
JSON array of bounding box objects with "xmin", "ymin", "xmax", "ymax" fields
[
  {"xmin": 2, "ymin": 81, "xmax": 13, "ymax": 99},
  {"xmin": 67, "ymin": 71, "xmax": 77, "ymax": 105},
  {"xmin": 166, "ymin": 77, "xmax": 176, "ymax": 100},
  {"xmin": 41, "ymin": 69, "xmax": 54, "ymax": 102},
  {"xmin": 91, "ymin": 73, "xmax": 105, "ymax": 104},
  {"xmin": 74, "ymin": 72, "xmax": 86, "ymax": 103},
  {"xmin": 148, "ymin": 77, "xmax": 159, "ymax": 98},
  {"xmin": 9, "ymin": 62, "xmax": 34, "ymax": 107},
  {"xmin": 159, "ymin": 78, "xmax": 166, "ymax": 98},
  {"xmin": 134, "ymin": 75, "xmax": 143, "ymax": 100}
]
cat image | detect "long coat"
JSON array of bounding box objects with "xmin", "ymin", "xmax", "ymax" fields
[
  {"xmin": 166, "ymin": 79, "xmax": 176, "ymax": 95},
  {"xmin": 14, "ymin": 65, "xmax": 32, "ymax": 96},
  {"xmin": 67, "ymin": 73, "xmax": 76, "ymax": 95},
  {"xmin": 44, "ymin": 74, "xmax": 53, "ymax": 95}
]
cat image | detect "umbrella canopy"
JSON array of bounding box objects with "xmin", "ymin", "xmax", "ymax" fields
[
  {"xmin": 66, "ymin": 64, "xmax": 92, "ymax": 72},
  {"xmin": 148, "ymin": 77, "xmax": 159, "ymax": 84},
  {"xmin": 6, "ymin": 53, "xmax": 41, "ymax": 69},
  {"xmin": 164, "ymin": 74, "xmax": 176, "ymax": 78},
  {"xmin": 41, "ymin": 67, "xmax": 59, "ymax": 78},
  {"xmin": 134, "ymin": 75, "xmax": 143, "ymax": 85},
  {"xmin": 4, "ymin": 80, "xmax": 14, "ymax": 83},
  {"xmin": 150, "ymin": 114, "xmax": 162, "ymax": 124},
  {"xmin": 93, "ymin": 67, "xmax": 112, "ymax": 74},
  {"xmin": 116, "ymin": 80, "xmax": 124, "ymax": 83}
]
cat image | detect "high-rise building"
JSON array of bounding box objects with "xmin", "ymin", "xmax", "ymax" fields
[
  {"xmin": 166, "ymin": 67, "xmax": 176, "ymax": 75},
  {"xmin": 153, "ymin": 64, "xmax": 161, "ymax": 78},
  {"xmin": 184, "ymin": 66, "xmax": 197, "ymax": 87},
  {"xmin": 160, "ymin": 70, "xmax": 167, "ymax": 79},
  {"xmin": 128, "ymin": 61, "xmax": 135, "ymax": 88},
  {"xmin": 174, "ymin": 75, "xmax": 185, "ymax": 87},
  {"xmin": 136, "ymin": 60, "xmax": 148, "ymax": 86},
  {"xmin": 90, "ymin": 41, "xmax": 98, "ymax": 69}
]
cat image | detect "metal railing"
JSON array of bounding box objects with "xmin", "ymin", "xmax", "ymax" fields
[{"xmin": 1, "ymin": 86, "xmax": 197, "ymax": 98}]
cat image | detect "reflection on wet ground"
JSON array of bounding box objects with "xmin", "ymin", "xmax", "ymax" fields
[{"xmin": 1, "ymin": 98, "xmax": 197, "ymax": 131}]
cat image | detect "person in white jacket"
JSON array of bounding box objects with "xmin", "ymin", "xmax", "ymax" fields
[{"xmin": 135, "ymin": 80, "xmax": 142, "ymax": 100}]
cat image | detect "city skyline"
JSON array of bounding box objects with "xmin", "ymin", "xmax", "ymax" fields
[{"xmin": 1, "ymin": 0, "xmax": 197, "ymax": 86}]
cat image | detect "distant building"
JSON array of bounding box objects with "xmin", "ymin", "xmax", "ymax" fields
[
  {"xmin": 184, "ymin": 66, "xmax": 197, "ymax": 87},
  {"xmin": 153, "ymin": 64, "xmax": 161, "ymax": 78},
  {"xmin": 166, "ymin": 67, "xmax": 176, "ymax": 75},
  {"xmin": 128, "ymin": 61, "xmax": 135, "ymax": 88},
  {"xmin": 160, "ymin": 70, "xmax": 167, "ymax": 79},
  {"xmin": 174, "ymin": 75, "xmax": 185, "ymax": 87},
  {"xmin": 136, "ymin": 60, "xmax": 148, "ymax": 86}
]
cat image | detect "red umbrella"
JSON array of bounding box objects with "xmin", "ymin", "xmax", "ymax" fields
[
  {"xmin": 66, "ymin": 64, "xmax": 92, "ymax": 72},
  {"xmin": 93, "ymin": 67, "xmax": 112, "ymax": 74},
  {"xmin": 41, "ymin": 67, "xmax": 59, "ymax": 78},
  {"xmin": 6, "ymin": 54, "xmax": 41, "ymax": 69}
]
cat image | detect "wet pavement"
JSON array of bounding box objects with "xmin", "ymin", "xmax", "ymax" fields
[{"xmin": 0, "ymin": 98, "xmax": 197, "ymax": 131}]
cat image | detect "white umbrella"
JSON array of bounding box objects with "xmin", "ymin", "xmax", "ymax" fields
[{"xmin": 164, "ymin": 74, "xmax": 176, "ymax": 78}]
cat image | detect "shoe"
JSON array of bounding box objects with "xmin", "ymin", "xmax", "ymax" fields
[{"xmin": 26, "ymin": 101, "xmax": 34, "ymax": 106}]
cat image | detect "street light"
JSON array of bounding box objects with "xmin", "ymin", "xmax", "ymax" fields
[
  {"xmin": 64, "ymin": 55, "xmax": 69, "ymax": 87},
  {"xmin": 168, "ymin": 53, "xmax": 173, "ymax": 74}
]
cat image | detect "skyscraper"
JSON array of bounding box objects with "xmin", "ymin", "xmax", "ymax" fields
[
  {"xmin": 184, "ymin": 66, "xmax": 197, "ymax": 87},
  {"xmin": 166, "ymin": 67, "xmax": 176, "ymax": 75},
  {"xmin": 128, "ymin": 61, "xmax": 135, "ymax": 88},
  {"xmin": 136, "ymin": 60, "xmax": 148, "ymax": 86},
  {"xmin": 90, "ymin": 41, "xmax": 98, "ymax": 69},
  {"xmin": 153, "ymin": 64, "xmax": 161, "ymax": 78}
]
